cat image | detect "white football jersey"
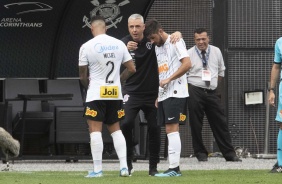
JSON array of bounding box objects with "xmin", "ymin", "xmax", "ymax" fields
[
  {"xmin": 79, "ymin": 34, "xmax": 132, "ymax": 102},
  {"xmin": 155, "ymin": 36, "xmax": 189, "ymax": 102}
]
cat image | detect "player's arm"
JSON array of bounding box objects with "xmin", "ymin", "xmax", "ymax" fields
[
  {"xmin": 78, "ymin": 44, "xmax": 89, "ymax": 89},
  {"xmin": 159, "ymin": 57, "xmax": 191, "ymax": 88},
  {"xmin": 269, "ymin": 63, "xmax": 280, "ymax": 106},
  {"xmin": 79, "ymin": 65, "xmax": 89, "ymax": 89},
  {"xmin": 217, "ymin": 49, "xmax": 225, "ymax": 87},
  {"xmin": 269, "ymin": 40, "xmax": 282, "ymax": 106},
  {"xmin": 120, "ymin": 60, "xmax": 136, "ymax": 82},
  {"xmin": 270, "ymin": 63, "xmax": 281, "ymax": 88}
]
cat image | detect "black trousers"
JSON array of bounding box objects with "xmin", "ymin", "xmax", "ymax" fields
[
  {"xmin": 187, "ymin": 84, "xmax": 236, "ymax": 159},
  {"xmin": 121, "ymin": 94, "xmax": 161, "ymax": 166}
]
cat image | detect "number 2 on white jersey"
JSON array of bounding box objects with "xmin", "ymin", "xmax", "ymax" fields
[{"xmin": 106, "ymin": 61, "xmax": 114, "ymax": 84}]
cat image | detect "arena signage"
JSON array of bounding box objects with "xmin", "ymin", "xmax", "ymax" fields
[{"xmin": 1, "ymin": 1, "xmax": 53, "ymax": 28}]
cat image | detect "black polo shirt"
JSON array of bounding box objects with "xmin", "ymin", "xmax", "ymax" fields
[{"xmin": 121, "ymin": 35, "xmax": 159, "ymax": 96}]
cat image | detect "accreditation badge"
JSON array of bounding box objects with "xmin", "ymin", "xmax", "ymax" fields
[
  {"xmin": 100, "ymin": 86, "xmax": 118, "ymax": 98},
  {"xmin": 202, "ymin": 69, "xmax": 211, "ymax": 81}
]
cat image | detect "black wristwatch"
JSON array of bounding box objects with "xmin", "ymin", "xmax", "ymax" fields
[{"xmin": 268, "ymin": 88, "xmax": 275, "ymax": 92}]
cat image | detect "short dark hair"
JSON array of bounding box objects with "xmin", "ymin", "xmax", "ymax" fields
[
  {"xmin": 144, "ymin": 19, "xmax": 163, "ymax": 38},
  {"xmin": 194, "ymin": 28, "xmax": 208, "ymax": 35},
  {"xmin": 90, "ymin": 15, "xmax": 105, "ymax": 24}
]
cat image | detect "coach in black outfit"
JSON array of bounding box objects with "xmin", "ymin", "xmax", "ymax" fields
[
  {"xmin": 187, "ymin": 28, "xmax": 241, "ymax": 162},
  {"xmin": 120, "ymin": 14, "xmax": 182, "ymax": 176}
]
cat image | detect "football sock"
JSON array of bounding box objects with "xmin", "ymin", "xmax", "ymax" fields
[
  {"xmin": 277, "ymin": 129, "xmax": 282, "ymax": 166},
  {"xmin": 167, "ymin": 132, "xmax": 181, "ymax": 169},
  {"xmin": 111, "ymin": 130, "xmax": 128, "ymax": 170},
  {"xmin": 90, "ymin": 132, "xmax": 103, "ymax": 173}
]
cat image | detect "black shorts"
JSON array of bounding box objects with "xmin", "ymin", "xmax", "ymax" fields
[
  {"xmin": 157, "ymin": 97, "xmax": 187, "ymax": 126},
  {"xmin": 84, "ymin": 100, "xmax": 124, "ymax": 125}
]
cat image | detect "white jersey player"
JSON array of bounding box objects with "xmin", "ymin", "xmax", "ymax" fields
[
  {"xmin": 78, "ymin": 15, "xmax": 135, "ymax": 178},
  {"xmin": 144, "ymin": 19, "xmax": 191, "ymax": 177}
]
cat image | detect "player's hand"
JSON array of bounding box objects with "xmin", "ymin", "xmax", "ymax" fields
[
  {"xmin": 127, "ymin": 41, "xmax": 138, "ymax": 50},
  {"xmin": 170, "ymin": 31, "xmax": 182, "ymax": 44},
  {"xmin": 159, "ymin": 79, "xmax": 170, "ymax": 88},
  {"xmin": 155, "ymin": 98, "xmax": 158, "ymax": 108},
  {"xmin": 268, "ymin": 91, "xmax": 275, "ymax": 107}
]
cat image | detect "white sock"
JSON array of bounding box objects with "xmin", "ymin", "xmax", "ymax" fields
[
  {"xmin": 90, "ymin": 132, "xmax": 103, "ymax": 173},
  {"xmin": 111, "ymin": 130, "xmax": 128, "ymax": 170},
  {"xmin": 167, "ymin": 132, "xmax": 181, "ymax": 169}
]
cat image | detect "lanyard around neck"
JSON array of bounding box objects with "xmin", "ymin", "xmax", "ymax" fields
[{"xmin": 195, "ymin": 46, "xmax": 210, "ymax": 67}]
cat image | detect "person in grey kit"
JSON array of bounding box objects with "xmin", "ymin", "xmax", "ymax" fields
[
  {"xmin": 268, "ymin": 37, "xmax": 282, "ymax": 173},
  {"xmin": 186, "ymin": 28, "xmax": 241, "ymax": 162}
]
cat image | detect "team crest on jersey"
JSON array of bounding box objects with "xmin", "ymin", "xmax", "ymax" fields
[
  {"xmin": 123, "ymin": 94, "xmax": 130, "ymax": 103},
  {"xmin": 117, "ymin": 109, "xmax": 125, "ymax": 118},
  {"xmin": 82, "ymin": 0, "xmax": 130, "ymax": 29},
  {"xmin": 146, "ymin": 42, "xmax": 152, "ymax": 50},
  {"xmin": 85, "ymin": 107, "xmax": 98, "ymax": 117},
  {"xmin": 179, "ymin": 113, "xmax": 186, "ymax": 121}
]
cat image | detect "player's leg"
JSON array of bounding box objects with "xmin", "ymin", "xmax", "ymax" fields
[
  {"xmin": 106, "ymin": 100, "xmax": 129, "ymax": 177},
  {"xmin": 142, "ymin": 95, "xmax": 161, "ymax": 176},
  {"xmin": 84, "ymin": 101, "xmax": 105, "ymax": 178},
  {"xmin": 277, "ymin": 124, "xmax": 282, "ymax": 168},
  {"xmin": 155, "ymin": 98, "xmax": 186, "ymax": 177},
  {"xmin": 271, "ymin": 82, "xmax": 282, "ymax": 173},
  {"xmin": 121, "ymin": 94, "xmax": 141, "ymax": 175}
]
